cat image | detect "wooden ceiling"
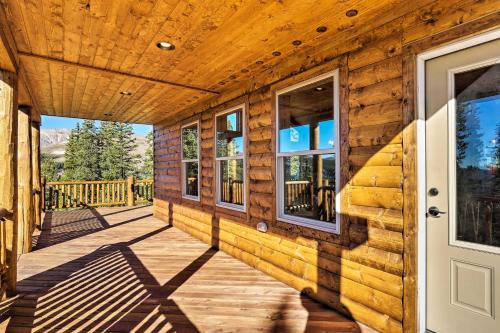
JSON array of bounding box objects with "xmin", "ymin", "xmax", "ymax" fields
[{"xmin": 2, "ymin": 0, "xmax": 422, "ymax": 124}]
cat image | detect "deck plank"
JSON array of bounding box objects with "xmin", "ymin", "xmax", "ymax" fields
[{"xmin": 0, "ymin": 206, "xmax": 375, "ymax": 333}]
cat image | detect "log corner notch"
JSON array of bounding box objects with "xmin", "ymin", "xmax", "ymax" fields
[
  {"xmin": 0, "ymin": 69, "xmax": 18, "ymax": 296},
  {"xmin": 17, "ymin": 104, "xmax": 34, "ymax": 255}
]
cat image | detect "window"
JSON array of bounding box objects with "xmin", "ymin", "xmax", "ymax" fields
[
  {"xmin": 276, "ymin": 70, "xmax": 340, "ymax": 233},
  {"xmin": 215, "ymin": 105, "xmax": 246, "ymax": 211},
  {"xmin": 181, "ymin": 121, "xmax": 200, "ymax": 200}
]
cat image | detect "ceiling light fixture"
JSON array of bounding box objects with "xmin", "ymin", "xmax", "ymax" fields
[
  {"xmin": 315, "ymin": 87, "xmax": 325, "ymax": 92},
  {"xmin": 292, "ymin": 40, "xmax": 302, "ymax": 46},
  {"xmin": 272, "ymin": 51, "xmax": 281, "ymax": 57},
  {"xmin": 316, "ymin": 26, "xmax": 328, "ymax": 33},
  {"xmin": 156, "ymin": 41, "xmax": 175, "ymax": 50},
  {"xmin": 346, "ymin": 9, "xmax": 358, "ymax": 17},
  {"xmin": 120, "ymin": 91, "xmax": 132, "ymax": 96}
]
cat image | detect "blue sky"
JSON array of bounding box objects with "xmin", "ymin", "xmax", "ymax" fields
[
  {"xmin": 41, "ymin": 115, "xmax": 153, "ymax": 136},
  {"xmin": 279, "ymin": 120, "xmax": 334, "ymax": 152}
]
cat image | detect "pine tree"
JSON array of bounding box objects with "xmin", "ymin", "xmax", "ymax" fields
[
  {"xmin": 141, "ymin": 131, "xmax": 154, "ymax": 179},
  {"xmin": 100, "ymin": 122, "xmax": 140, "ymax": 180},
  {"xmin": 63, "ymin": 120, "xmax": 101, "ymax": 180},
  {"xmin": 41, "ymin": 153, "xmax": 60, "ymax": 181},
  {"xmin": 63, "ymin": 123, "xmax": 81, "ymax": 180}
]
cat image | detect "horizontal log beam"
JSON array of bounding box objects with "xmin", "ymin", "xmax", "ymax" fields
[{"xmin": 18, "ymin": 52, "xmax": 220, "ymax": 95}]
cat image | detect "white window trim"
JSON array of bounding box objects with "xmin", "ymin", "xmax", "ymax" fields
[
  {"xmin": 181, "ymin": 120, "xmax": 200, "ymax": 201},
  {"xmin": 214, "ymin": 104, "xmax": 247, "ymax": 212},
  {"xmin": 275, "ymin": 69, "xmax": 340, "ymax": 233}
]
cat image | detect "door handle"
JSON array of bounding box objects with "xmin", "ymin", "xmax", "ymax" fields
[{"xmin": 427, "ymin": 206, "xmax": 446, "ymax": 218}]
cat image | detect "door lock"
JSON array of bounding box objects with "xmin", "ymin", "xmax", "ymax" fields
[{"xmin": 427, "ymin": 206, "xmax": 446, "ymax": 218}]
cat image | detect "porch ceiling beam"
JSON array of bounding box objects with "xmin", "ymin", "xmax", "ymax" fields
[{"xmin": 18, "ymin": 52, "xmax": 220, "ymax": 95}]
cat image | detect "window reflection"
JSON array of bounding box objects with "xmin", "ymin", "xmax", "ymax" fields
[
  {"xmin": 216, "ymin": 110, "xmax": 244, "ymax": 157},
  {"xmin": 278, "ymin": 78, "xmax": 334, "ymax": 153},
  {"xmin": 455, "ymin": 63, "xmax": 500, "ymax": 247},
  {"xmin": 219, "ymin": 159, "xmax": 244, "ymax": 206},
  {"xmin": 283, "ymin": 154, "xmax": 336, "ymax": 223},
  {"xmin": 182, "ymin": 124, "xmax": 198, "ymax": 160},
  {"xmin": 184, "ymin": 162, "xmax": 198, "ymax": 197}
]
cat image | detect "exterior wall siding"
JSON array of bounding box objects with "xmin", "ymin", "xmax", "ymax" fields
[{"xmin": 153, "ymin": 2, "xmax": 500, "ymax": 332}]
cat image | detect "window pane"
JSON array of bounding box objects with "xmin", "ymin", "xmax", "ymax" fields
[
  {"xmin": 219, "ymin": 159, "xmax": 244, "ymax": 206},
  {"xmin": 182, "ymin": 124, "xmax": 198, "ymax": 160},
  {"xmin": 184, "ymin": 162, "xmax": 198, "ymax": 197},
  {"xmin": 278, "ymin": 77, "xmax": 334, "ymax": 153},
  {"xmin": 455, "ymin": 64, "xmax": 500, "ymax": 247},
  {"xmin": 216, "ymin": 109, "xmax": 244, "ymax": 157},
  {"xmin": 282, "ymin": 154, "xmax": 336, "ymax": 223}
]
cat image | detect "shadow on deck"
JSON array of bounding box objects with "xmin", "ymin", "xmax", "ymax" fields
[{"xmin": 0, "ymin": 206, "xmax": 370, "ymax": 333}]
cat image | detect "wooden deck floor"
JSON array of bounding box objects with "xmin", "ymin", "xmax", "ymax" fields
[{"xmin": 0, "ymin": 206, "xmax": 374, "ymax": 333}]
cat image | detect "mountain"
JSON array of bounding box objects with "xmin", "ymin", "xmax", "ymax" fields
[{"xmin": 41, "ymin": 128, "xmax": 148, "ymax": 163}]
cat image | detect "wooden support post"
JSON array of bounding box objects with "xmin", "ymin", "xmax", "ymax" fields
[
  {"xmin": 127, "ymin": 176, "xmax": 135, "ymax": 207},
  {"xmin": 17, "ymin": 105, "xmax": 33, "ymax": 254},
  {"xmin": 31, "ymin": 120, "xmax": 41, "ymax": 229},
  {"xmin": 0, "ymin": 70, "xmax": 18, "ymax": 295}
]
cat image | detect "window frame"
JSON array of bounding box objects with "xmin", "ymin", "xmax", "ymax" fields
[
  {"xmin": 214, "ymin": 104, "xmax": 247, "ymax": 212},
  {"xmin": 275, "ymin": 70, "xmax": 341, "ymax": 233},
  {"xmin": 181, "ymin": 120, "xmax": 201, "ymax": 201}
]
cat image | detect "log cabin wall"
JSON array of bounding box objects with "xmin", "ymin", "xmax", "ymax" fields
[{"xmin": 153, "ymin": 2, "xmax": 500, "ymax": 332}]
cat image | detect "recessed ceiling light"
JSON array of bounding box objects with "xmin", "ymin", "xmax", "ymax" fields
[
  {"xmin": 241, "ymin": 68, "xmax": 249, "ymax": 73},
  {"xmin": 156, "ymin": 41, "xmax": 175, "ymax": 50},
  {"xmin": 315, "ymin": 87, "xmax": 325, "ymax": 92},
  {"xmin": 292, "ymin": 40, "xmax": 302, "ymax": 46},
  {"xmin": 120, "ymin": 91, "xmax": 132, "ymax": 96},
  {"xmin": 316, "ymin": 26, "xmax": 328, "ymax": 33},
  {"xmin": 256, "ymin": 60, "xmax": 264, "ymax": 65},
  {"xmin": 346, "ymin": 9, "xmax": 358, "ymax": 17},
  {"xmin": 272, "ymin": 51, "xmax": 281, "ymax": 57}
]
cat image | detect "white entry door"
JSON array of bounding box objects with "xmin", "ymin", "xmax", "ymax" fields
[{"xmin": 426, "ymin": 38, "xmax": 500, "ymax": 333}]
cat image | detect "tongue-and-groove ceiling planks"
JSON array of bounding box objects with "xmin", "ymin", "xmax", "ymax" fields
[{"xmin": 3, "ymin": 0, "xmax": 431, "ymax": 124}]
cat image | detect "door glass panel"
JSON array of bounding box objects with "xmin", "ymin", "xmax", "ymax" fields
[{"xmin": 455, "ymin": 63, "xmax": 500, "ymax": 247}]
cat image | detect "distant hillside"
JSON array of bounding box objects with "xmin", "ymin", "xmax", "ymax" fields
[{"xmin": 41, "ymin": 128, "xmax": 148, "ymax": 163}]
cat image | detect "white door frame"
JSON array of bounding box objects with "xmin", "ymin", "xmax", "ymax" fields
[{"xmin": 416, "ymin": 27, "xmax": 500, "ymax": 333}]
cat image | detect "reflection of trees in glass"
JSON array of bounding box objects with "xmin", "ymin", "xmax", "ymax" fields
[
  {"xmin": 182, "ymin": 127, "xmax": 198, "ymax": 159},
  {"xmin": 456, "ymin": 99, "xmax": 500, "ymax": 246},
  {"xmin": 457, "ymin": 102, "xmax": 484, "ymax": 168}
]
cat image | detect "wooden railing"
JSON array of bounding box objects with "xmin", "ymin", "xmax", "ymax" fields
[
  {"xmin": 42, "ymin": 177, "xmax": 154, "ymax": 211},
  {"xmin": 221, "ymin": 180, "xmax": 244, "ymax": 205},
  {"xmin": 284, "ymin": 179, "xmax": 335, "ymax": 222},
  {"xmin": 134, "ymin": 179, "xmax": 154, "ymax": 205}
]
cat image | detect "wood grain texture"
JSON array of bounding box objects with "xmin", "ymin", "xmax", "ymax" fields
[
  {"xmin": 4, "ymin": 0, "xmax": 485, "ymax": 124},
  {"xmin": 0, "ymin": 205, "xmax": 375, "ymax": 333},
  {"xmin": 0, "ymin": 70, "xmax": 18, "ymax": 295},
  {"xmin": 17, "ymin": 106, "xmax": 33, "ymax": 255}
]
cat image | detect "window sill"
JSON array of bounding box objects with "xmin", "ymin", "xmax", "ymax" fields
[
  {"xmin": 182, "ymin": 195, "xmax": 200, "ymax": 202},
  {"xmin": 277, "ymin": 215, "xmax": 339, "ymax": 234},
  {"xmin": 216, "ymin": 202, "xmax": 246, "ymax": 213}
]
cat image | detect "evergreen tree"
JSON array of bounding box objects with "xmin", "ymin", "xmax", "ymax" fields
[
  {"xmin": 463, "ymin": 102, "xmax": 484, "ymax": 168},
  {"xmin": 41, "ymin": 153, "xmax": 60, "ymax": 181},
  {"xmin": 141, "ymin": 131, "xmax": 154, "ymax": 179},
  {"xmin": 63, "ymin": 120, "xmax": 101, "ymax": 180},
  {"xmin": 100, "ymin": 122, "xmax": 140, "ymax": 180}
]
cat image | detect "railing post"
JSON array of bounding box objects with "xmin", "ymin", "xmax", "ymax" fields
[
  {"xmin": 127, "ymin": 176, "xmax": 135, "ymax": 207},
  {"xmin": 41, "ymin": 177, "xmax": 45, "ymax": 212}
]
